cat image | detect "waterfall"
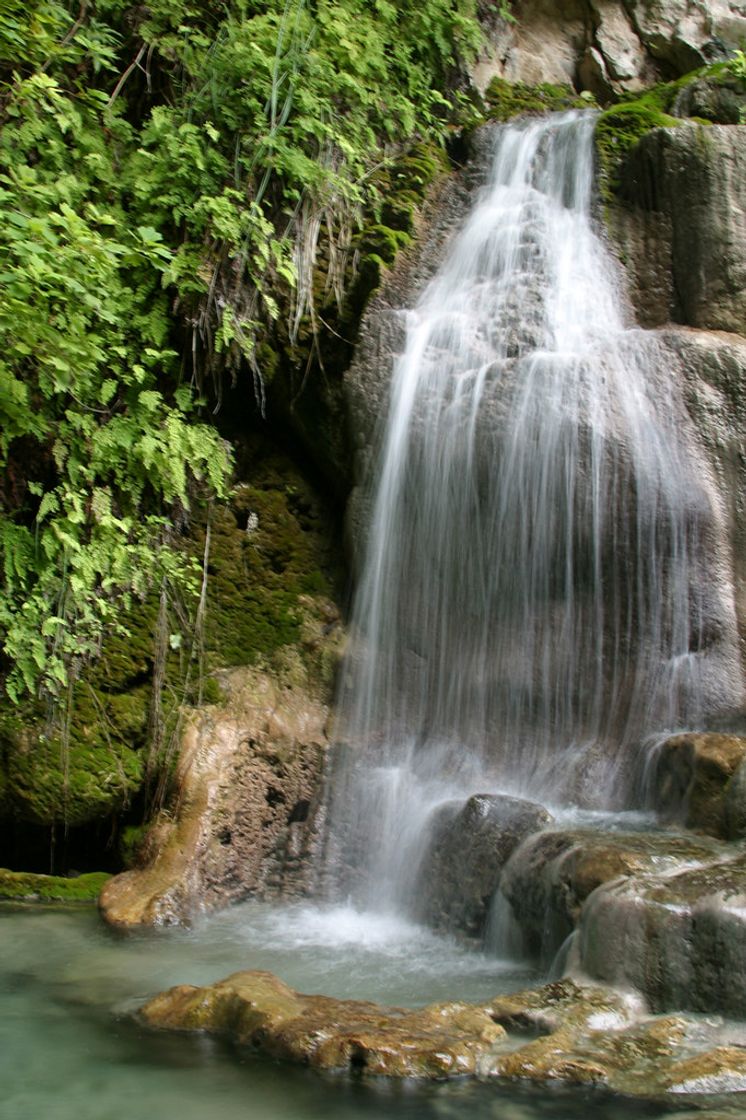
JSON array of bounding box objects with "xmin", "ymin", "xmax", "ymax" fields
[{"xmin": 324, "ymin": 112, "xmax": 715, "ymax": 913}]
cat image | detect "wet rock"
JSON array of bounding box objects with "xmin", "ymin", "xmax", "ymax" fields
[
  {"xmin": 578, "ymin": 852, "xmax": 746, "ymax": 1016},
  {"xmin": 99, "ymin": 666, "xmax": 333, "ymax": 928},
  {"xmin": 500, "ymin": 827, "xmax": 721, "ymax": 964},
  {"xmin": 139, "ymin": 969, "xmax": 507, "ymax": 1078},
  {"xmin": 661, "ymin": 1047, "xmax": 746, "ymax": 1094},
  {"xmin": 140, "ymin": 970, "xmax": 746, "ymax": 1096},
  {"xmin": 654, "ymin": 732, "xmax": 746, "ymax": 838},
  {"xmin": 725, "ymin": 759, "xmax": 746, "ymax": 840},
  {"xmin": 661, "ymin": 328, "xmax": 746, "ymax": 682},
  {"xmin": 415, "ymin": 793, "xmax": 553, "ymax": 938},
  {"xmin": 672, "ymin": 72, "xmax": 746, "ymax": 125},
  {"xmin": 617, "ymin": 125, "xmax": 746, "ymax": 334}
]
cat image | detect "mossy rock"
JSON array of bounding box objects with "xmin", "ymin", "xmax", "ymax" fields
[
  {"xmin": 0, "ymin": 435, "xmax": 343, "ymax": 835},
  {"xmin": 0, "ymin": 711, "xmax": 145, "ymax": 828},
  {"xmin": 0, "ymin": 867, "xmax": 110, "ymax": 901},
  {"xmin": 485, "ymin": 79, "xmax": 594, "ymax": 122},
  {"xmin": 594, "ymin": 59, "xmax": 746, "ymax": 200},
  {"xmin": 596, "ymin": 98, "xmax": 682, "ymax": 197},
  {"xmin": 196, "ymin": 441, "xmax": 342, "ymax": 678}
]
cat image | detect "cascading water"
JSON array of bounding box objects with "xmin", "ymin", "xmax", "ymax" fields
[{"xmin": 324, "ymin": 112, "xmax": 719, "ymax": 914}]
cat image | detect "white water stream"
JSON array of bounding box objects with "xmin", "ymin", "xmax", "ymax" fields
[{"xmin": 325, "ymin": 113, "xmax": 715, "ymax": 913}]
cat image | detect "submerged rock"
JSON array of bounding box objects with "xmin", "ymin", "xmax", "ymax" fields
[
  {"xmin": 415, "ymin": 793, "xmax": 553, "ymax": 939},
  {"xmin": 140, "ymin": 969, "xmax": 746, "ymax": 1097},
  {"xmin": 99, "ymin": 666, "xmax": 333, "ymax": 928},
  {"xmin": 653, "ymin": 732, "xmax": 746, "ymax": 838},
  {"xmin": 500, "ymin": 827, "xmax": 721, "ymax": 964}
]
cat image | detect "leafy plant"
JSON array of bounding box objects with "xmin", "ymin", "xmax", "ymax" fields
[{"xmin": 0, "ymin": 0, "xmax": 485, "ymax": 712}]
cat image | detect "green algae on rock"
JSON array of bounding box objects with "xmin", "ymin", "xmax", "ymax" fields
[{"xmin": 0, "ymin": 868, "xmax": 110, "ymax": 902}]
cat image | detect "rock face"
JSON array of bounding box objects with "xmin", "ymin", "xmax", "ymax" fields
[
  {"xmin": 99, "ymin": 666, "xmax": 334, "ymax": 928},
  {"xmin": 415, "ymin": 794, "xmax": 553, "ymax": 938},
  {"xmin": 579, "ymin": 852, "xmax": 746, "ymax": 1016},
  {"xmin": 499, "ymin": 827, "xmax": 722, "ymax": 963},
  {"xmin": 662, "ymin": 328, "xmax": 746, "ymax": 676},
  {"xmin": 653, "ymin": 732, "xmax": 746, "ymax": 837},
  {"xmin": 140, "ymin": 970, "xmax": 746, "ymax": 1095},
  {"xmin": 614, "ymin": 125, "xmax": 746, "ymax": 335},
  {"xmin": 472, "ymin": 1, "xmax": 746, "ymax": 97}
]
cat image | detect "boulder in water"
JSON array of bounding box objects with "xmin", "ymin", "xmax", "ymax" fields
[
  {"xmin": 654, "ymin": 732, "xmax": 746, "ymax": 838},
  {"xmin": 500, "ymin": 827, "xmax": 722, "ymax": 964},
  {"xmin": 415, "ymin": 793, "xmax": 553, "ymax": 939},
  {"xmin": 140, "ymin": 970, "xmax": 746, "ymax": 1095},
  {"xmin": 578, "ymin": 852, "xmax": 746, "ymax": 1017},
  {"xmin": 139, "ymin": 968, "xmax": 507, "ymax": 1078}
]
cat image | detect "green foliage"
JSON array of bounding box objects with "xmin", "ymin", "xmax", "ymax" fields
[{"xmin": 0, "ymin": 0, "xmax": 483, "ymax": 712}]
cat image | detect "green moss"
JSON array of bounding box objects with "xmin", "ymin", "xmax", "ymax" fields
[
  {"xmin": 119, "ymin": 824, "xmax": 149, "ymax": 869},
  {"xmin": 200, "ymin": 677, "xmax": 225, "ymax": 705},
  {"xmin": 0, "ymin": 711, "xmax": 145, "ymax": 828},
  {"xmin": 594, "ymin": 60, "xmax": 746, "ymax": 200},
  {"xmin": 0, "ymin": 868, "xmax": 110, "ymax": 901},
  {"xmin": 351, "ymin": 141, "xmax": 448, "ymax": 305},
  {"xmin": 198, "ymin": 442, "xmax": 340, "ymax": 673},
  {"xmin": 485, "ymin": 79, "xmax": 594, "ymax": 122}
]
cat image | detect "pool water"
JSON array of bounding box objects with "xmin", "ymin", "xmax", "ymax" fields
[{"xmin": 0, "ymin": 900, "xmax": 732, "ymax": 1120}]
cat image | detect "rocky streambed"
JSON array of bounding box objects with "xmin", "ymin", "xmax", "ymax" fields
[{"xmin": 108, "ymin": 731, "xmax": 746, "ymax": 1108}]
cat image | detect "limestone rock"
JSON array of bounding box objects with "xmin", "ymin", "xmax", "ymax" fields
[
  {"xmin": 99, "ymin": 666, "xmax": 332, "ymax": 928},
  {"xmin": 140, "ymin": 968, "xmax": 507, "ymax": 1078},
  {"xmin": 140, "ymin": 970, "xmax": 746, "ymax": 1095},
  {"xmin": 500, "ymin": 827, "xmax": 721, "ymax": 963},
  {"xmin": 653, "ymin": 732, "xmax": 746, "ymax": 837},
  {"xmin": 618, "ymin": 125, "xmax": 746, "ymax": 334},
  {"xmin": 415, "ymin": 793, "xmax": 553, "ymax": 938},
  {"xmin": 622, "ymin": 0, "xmax": 732, "ymax": 74},
  {"xmin": 660, "ymin": 328, "xmax": 746, "ymax": 682},
  {"xmin": 578, "ymin": 852, "xmax": 746, "ymax": 1016},
  {"xmin": 472, "ymin": 1, "xmax": 746, "ymax": 97}
]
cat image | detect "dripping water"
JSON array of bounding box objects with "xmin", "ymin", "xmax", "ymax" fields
[{"xmin": 324, "ymin": 112, "xmax": 714, "ymax": 915}]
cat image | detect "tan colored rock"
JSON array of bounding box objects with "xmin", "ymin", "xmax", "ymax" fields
[
  {"xmin": 140, "ymin": 970, "xmax": 746, "ymax": 1096},
  {"xmin": 500, "ymin": 827, "xmax": 721, "ymax": 962},
  {"xmin": 100, "ymin": 665, "xmax": 333, "ymax": 928},
  {"xmin": 140, "ymin": 969, "xmax": 507, "ymax": 1078},
  {"xmin": 663, "ymin": 1047, "xmax": 746, "ymax": 1093},
  {"xmin": 579, "ymin": 852, "xmax": 746, "ymax": 1016},
  {"xmin": 654, "ymin": 732, "xmax": 746, "ymax": 837}
]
